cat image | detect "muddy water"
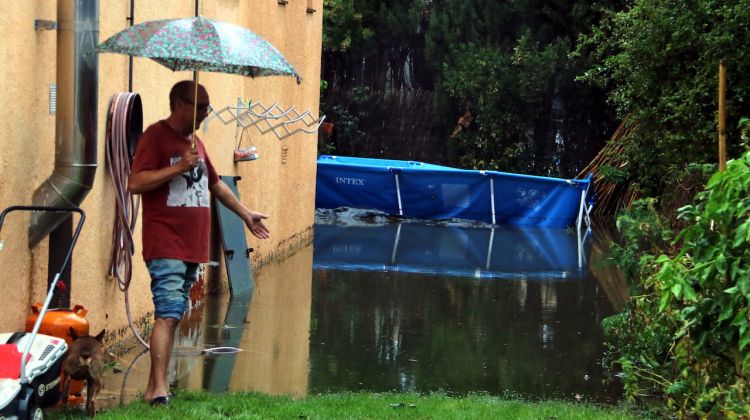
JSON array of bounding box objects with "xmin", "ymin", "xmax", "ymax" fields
[{"xmin": 96, "ymin": 220, "xmax": 627, "ymax": 409}]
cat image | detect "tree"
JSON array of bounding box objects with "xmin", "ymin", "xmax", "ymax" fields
[
  {"xmin": 441, "ymin": 34, "xmax": 567, "ymax": 172},
  {"xmin": 425, "ymin": 0, "xmax": 624, "ymax": 175},
  {"xmin": 321, "ymin": 0, "xmax": 625, "ymax": 176},
  {"xmin": 322, "ymin": 0, "xmax": 429, "ymax": 91},
  {"xmin": 579, "ymin": 0, "xmax": 750, "ymax": 195}
]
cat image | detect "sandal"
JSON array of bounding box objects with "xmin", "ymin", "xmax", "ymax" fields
[{"xmin": 149, "ymin": 396, "xmax": 170, "ymax": 407}]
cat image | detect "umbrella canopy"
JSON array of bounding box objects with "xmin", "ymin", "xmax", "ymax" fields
[
  {"xmin": 98, "ymin": 16, "xmax": 301, "ymax": 145},
  {"xmin": 98, "ymin": 16, "xmax": 301, "ymax": 82},
  {"xmin": 99, "ymin": 16, "xmax": 301, "ymax": 82}
]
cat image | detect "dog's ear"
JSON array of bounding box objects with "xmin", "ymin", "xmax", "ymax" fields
[
  {"xmin": 94, "ymin": 329, "xmax": 105, "ymax": 342},
  {"xmin": 69, "ymin": 327, "xmax": 79, "ymax": 341}
]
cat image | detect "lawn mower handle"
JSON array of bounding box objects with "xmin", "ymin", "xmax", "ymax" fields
[{"xmin": 0, "ymin": 206, "xmax": 85, "ymax": 385}]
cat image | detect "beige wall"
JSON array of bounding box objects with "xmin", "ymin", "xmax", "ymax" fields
[{"xmin": 0, "ymin": 1, "xmax": 321, "ymax": 339}]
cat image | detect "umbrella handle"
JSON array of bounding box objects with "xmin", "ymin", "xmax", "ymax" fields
[{"xmin": 191, "ymin": 70, "xmax": 200, "ymax": 149}]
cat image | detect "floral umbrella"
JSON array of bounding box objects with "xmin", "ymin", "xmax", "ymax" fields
[{"xmin": 98, "ymin": 16, "xmax": 301, "ymax": 146}]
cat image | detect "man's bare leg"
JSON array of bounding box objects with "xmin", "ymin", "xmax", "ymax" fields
[{"xmin": 144, "ymin": 317, "xmax": 179, "ymax": 401}]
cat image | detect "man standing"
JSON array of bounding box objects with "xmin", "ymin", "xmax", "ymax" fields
[{"xmin": 128, "ymin": 81, "xmax": 270, "ymax": 406}]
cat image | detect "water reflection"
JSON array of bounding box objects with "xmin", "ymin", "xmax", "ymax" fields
[
  {"xmin": 588, "ymin": 219, "xmax": 629, "ymax": 313},
  {"xmin": 314, "ymin": 223, "xmax": 589, "ymax": 279},
  {"xmin": 310, "ymin": 269, "xmax": 621, "ymax": 402},
  {"xmin": 98, "ymin": 220, "xmax": 627, "ymax": 409},
  {"xmin": 309, "ymin": 221, "xmax": 624, "ymax": 403},
  {"xmin": 100, "ymin": 247, "xmax": 313, "ymax": 407}
]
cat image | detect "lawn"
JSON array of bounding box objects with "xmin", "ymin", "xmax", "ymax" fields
[{"xmin": 49, "ymin": 391, "xmax": 640, "ymax": 419}]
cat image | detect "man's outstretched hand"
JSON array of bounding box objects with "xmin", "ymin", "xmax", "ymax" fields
[
  {"xmin": 209, "ymin": 180, "xmax": 271, "ymax": 239},
  {"xmin": 244, "ymin": 211, "xmax": 270, "ymax": 239}
]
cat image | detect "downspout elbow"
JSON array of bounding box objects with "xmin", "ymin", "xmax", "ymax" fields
[{"xmin": 29, "ymin": 0, "xmax": 99, "ymax": 248}]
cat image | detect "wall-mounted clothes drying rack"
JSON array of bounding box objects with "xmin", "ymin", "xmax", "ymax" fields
[{"xmin": 203, "ymin": 98, "xmax": 326, "ymax": 141}]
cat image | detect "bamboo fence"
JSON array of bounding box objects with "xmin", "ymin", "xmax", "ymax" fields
[{"xmin": 577, "ymin": 116, "xmax": 640, "ymax": 217}]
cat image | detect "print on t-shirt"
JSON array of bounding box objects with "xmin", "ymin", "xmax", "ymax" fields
[{"xmin": 167, "ymin": 155, "xmax": 209, "ymax": 207}]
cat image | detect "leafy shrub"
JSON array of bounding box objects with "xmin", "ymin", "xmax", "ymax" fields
[
  {"xmin": 610, "ymin": 198, "xmax": 671, "ymax": 279},
  {"xmin": 605, "ymin": 152, "xmax": 750, "ymax": 417},
  {"xmin": 598, "ymin": 164, "xmax": 630, "ymax": 184}
]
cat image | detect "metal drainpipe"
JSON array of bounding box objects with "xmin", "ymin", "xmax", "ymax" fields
[{"xmin": 30, "ymin": 0, "xmax": 99, "ymax": 248}]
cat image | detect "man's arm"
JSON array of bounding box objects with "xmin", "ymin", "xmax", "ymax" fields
[
  {"xmin": 128, "ymin": 148, "xmax": 199, "ymax": 194},
  {"xmin": 210, "ymin": 180, "xmax": 270, "ymax": 239}
]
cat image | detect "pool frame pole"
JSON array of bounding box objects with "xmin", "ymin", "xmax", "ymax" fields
[
  {"xmin": 490, "ymin": 178, "xmax": 496, "ymax": 225},
  {"xmin": 394, "ymin": 172, "xmax": 403, "ymax": 216}
]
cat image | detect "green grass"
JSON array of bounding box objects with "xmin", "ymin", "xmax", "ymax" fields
[{"xmin": 48, "ymin": 391, "xmax": 640, "ymax": 419}]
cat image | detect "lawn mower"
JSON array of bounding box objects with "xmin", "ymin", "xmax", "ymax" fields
[{"xmin": 0, "ymin": 206, "xmax": 85, "ymax": 420}]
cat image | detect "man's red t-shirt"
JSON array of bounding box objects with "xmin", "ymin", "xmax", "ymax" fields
[{"xmin": 130, "ymin": 120, "xmax": 219, "ymax": 263}]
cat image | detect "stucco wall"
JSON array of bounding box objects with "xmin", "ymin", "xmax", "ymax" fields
[{"xmin": 0, "ymin": 0, "xmax": 321, "ymax": 339}]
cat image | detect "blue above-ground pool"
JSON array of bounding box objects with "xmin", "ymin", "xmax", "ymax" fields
[{"xmin": 315, "ymin": 155, "xmax": 592, "ymax": 228}]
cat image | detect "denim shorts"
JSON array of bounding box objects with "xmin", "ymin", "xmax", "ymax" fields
[{"xmin": 146, "ymin": 259, "xmax": 199, "ymax": 320}]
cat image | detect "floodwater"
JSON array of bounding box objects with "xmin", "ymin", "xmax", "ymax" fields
[{"xmin": 95, "ymin": 215, "xmax": 628, "ymax": 410}]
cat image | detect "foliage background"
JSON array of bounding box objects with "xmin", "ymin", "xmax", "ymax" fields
[
  {"xmin": 319, "ymin": 1, "xmax": 750, "ymax": 417},
  {"xmin": 319, "ymin": 0, "xmax": 621, "ymax": 177},
  {"xmin": 578, "ymin": 0, "xmax": 750, "ymax": 197}
]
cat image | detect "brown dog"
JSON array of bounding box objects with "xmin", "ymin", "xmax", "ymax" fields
[{"xmin": 62, "ymin": 328, "xmax": 105, "ymax": 417}]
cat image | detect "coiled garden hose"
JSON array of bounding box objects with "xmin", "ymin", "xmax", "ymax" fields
[{"xmin": 105, "ymin": 92, "xmax": 148, "ymax": 349}]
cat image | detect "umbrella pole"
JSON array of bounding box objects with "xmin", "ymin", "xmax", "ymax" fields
[{"xmin": 192, "ymin": 70, "xmax": 200, "ymax": 149}]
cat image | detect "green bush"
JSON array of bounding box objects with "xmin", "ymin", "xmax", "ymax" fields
[{"xmin": 606, "ymin": 152, "xmax": 750, "ymax": 417}]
